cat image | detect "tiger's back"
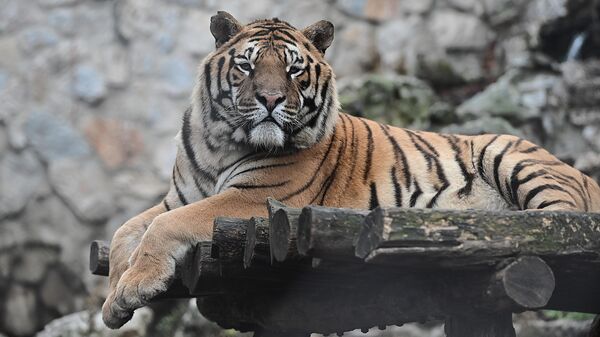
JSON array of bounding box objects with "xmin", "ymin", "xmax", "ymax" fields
[{"xmin": 215, "ymin": 113, "xmax": 600, "ymax": 213}]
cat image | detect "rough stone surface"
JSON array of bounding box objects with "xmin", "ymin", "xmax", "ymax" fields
[
  {"xmin": 72, "ymin": 64, "xmax": 107, "ymax": 104},
  {"xmin": 36, "ymin": 308, "xmax": 153, "ymax": 337},
  {"xmin": 2, "ymin": 284, "xmax": 38, "ymax": 336},
  {"xmin": 24, "ymin": 110, "xmax": 92, "ymax": 163},
  {"xmin": 0, "ymin": 151, "xmax": 45, "ymax": 217},
  {"xmin": 48, "ymin": 159, "xmax": 115, "ymax": 223}
]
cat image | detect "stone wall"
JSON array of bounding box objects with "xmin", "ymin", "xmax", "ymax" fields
[{"xmin": 0, "ymin": 0, "xmax": 599, "ymax": 336}]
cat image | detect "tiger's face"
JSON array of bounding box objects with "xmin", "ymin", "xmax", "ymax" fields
[{"xmin": 196, "ymin": 12, "xmax": 339, "ymax": 151}]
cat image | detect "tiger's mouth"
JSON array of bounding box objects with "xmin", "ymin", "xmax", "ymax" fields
[{"xmin": 248, "ymin": 120, "xmax": 286, "ymax": 149}]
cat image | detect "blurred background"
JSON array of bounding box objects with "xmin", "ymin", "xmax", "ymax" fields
[{"xmin": 0, "ymin": 0, "xmax": 599, "ymax": 336}]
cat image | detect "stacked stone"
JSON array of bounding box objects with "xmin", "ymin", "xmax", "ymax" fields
[{"xmin": 0, "ymin": 243, "xmax": 86, "ymax": 336}]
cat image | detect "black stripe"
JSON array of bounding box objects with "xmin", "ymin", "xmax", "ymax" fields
[
  {"xmin": 172, "ymin": 168, "xmax": 189, "ymax": 206},
  {"xmin": 282, "ymin": 132, "xmax": 336, "ymax": 201},
  {"xmin": 427, "ymin": 160, "xmax": 450, "ymax": 208},
  {"xmin": 391, "ymin": 167, "xmax": 402, "ymax": 207},
  {"xmin": 369, "ymin": 182, "xmax": 379, "ymax": 210},
  {"xmin": 537, "ymin": 199, "xmax": 576, "ymax": 209},
  {"xmin": 492, "ymin": 141, "xmax": 514, "ymax": 202},
  {"xmin": 380, "ymin": 124, "xmax": 411, "ymax": 187},
  {"xmin": 523, "ymin": 184, "xmax": 568, "ymax": 209},
  {"xmin": 182, "ymin": 108, "xmax": 216, "ymax": 184},
  {"xmin": 444, "ymin": 135, "xmax": 474, "ymax": 197},
  {"xmin": 163, "ymin": 199, "xmax": 171, "ymax": 211},
  {"xmin": 406, "ymin": 131, "xmax": 434, "ymax": 170},
  {"xmin": 360, "ymin": 119, "xmax": 374, "ymax": 182},
  {"xmin": 520, "ymin": 146, "xmax": 542, "ymax": 154},
  {"xmin": 410, "ymin": 181, "xmax": 422, "ymax": 207},
  {"xmin": 477, "ymin": 135, "xmax": 500, "ymax": 184},
  {"xmin": 314, "ymin": 118, "xmax": 348, "ymax": 205},
  {"xmin": 231, "ymin": 181, "xmax": 290, "ymax": 190},
  {"xmin": 231, "ymin": 162, "xmax": 296, "ymax": 179}
]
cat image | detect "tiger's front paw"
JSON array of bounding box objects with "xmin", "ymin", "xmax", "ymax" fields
[{"xmin": 102, "ymin": 253, "xmax": 174, "ymax": 329}]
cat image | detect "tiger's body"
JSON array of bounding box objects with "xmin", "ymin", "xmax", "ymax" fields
[{"xmin": 102, "ymin": 12, "xmax": 600, "ymax": 328}]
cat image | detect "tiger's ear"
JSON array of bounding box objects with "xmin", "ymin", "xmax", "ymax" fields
[
  {"xmin": 302, "ymin": 20, "xmax": 334, "ymax": 54},
  {"xmin": 210, "ymin": 11, "xmax": 242, "ymax": 49}
]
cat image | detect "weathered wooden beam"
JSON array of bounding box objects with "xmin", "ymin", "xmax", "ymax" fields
[
  {"xmin": 296, "ymin": 205, "xmax": 368, "ymax": 260},
  {"xmin": 356, "ymin": 208, "xmax": 600, "ymax": 266},
  {"xmin": 267, "ymin": 198, "xmax": 303, "ymax": 263}
]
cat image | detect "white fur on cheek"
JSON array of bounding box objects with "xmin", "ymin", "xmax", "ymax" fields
[{"xmin": 249, "ymin": 122, "xmax": 285, "ymax": 148}]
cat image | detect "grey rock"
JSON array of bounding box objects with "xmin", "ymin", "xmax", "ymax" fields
[
  {"xmin": 36, "ymin": 307, "xmax": 153, "ymax": 337},
  {"xmin": 103, "ymin": 46, "xmax": 131, "ymax": 88},
  {"xmin": 338, "ymin": 74, "xmax": 436, "ymax": 127},
  {"xmin": 115, "ymin": 0, "xmax": 181, "ymax": 42},
  {"xmin": 40, "ymin": 267, "xmax": 84, "ymax": 315},
  {"xmin": 429, "ymin": 10, "xmax": 495, "ymax": 51},
  {"xmin": 0, "ymin": 125, "xmax": 8, "ymax": 159},
  {"xmin": 330, "ymin": 22, "xmax": 378, "ymax": 78},
  {"xmin": 377, "ymin": 17, "xmax": 446, "ymax": 78},
  {"xmin": 12, "ymin": 244, "xmax": 60, "ymax": 283},
  {"xmin": 179, "ymin": 10, "xmax": 215, "ymax": 57},
  {"xmin": 162, "ymin": 58, "xmax": 195, "ymax": 98},
  {"xmin": 446, "ymin": 0, "xmax": 484, "ymax": 13},
  {"xmin": 72, "ymin": 64, "xmax": 107, "ymax": 104},
  {"xmin": 48, "ymin": 159, "xmax": 115, "ymax": 223},
  {"xmin": 337, "ymin": 0, "xmax": 434, "ymax": 21},
  {"xmin": 2, "ymin": 283, "xmax": 38, "ymax": 336},
  {"xmin": 18, "ymin": 26, "xmax": 59, "ymax": 55},
  {"xmin": 575, "ymin": 152, "xmax": 600, "ymax": 174},
  {"xmin": 440, "ymin": 117, "xmax": 525, "ymax": 137},
  {"xmin": 25, "ymin": 110, "xmax": 92, "ymax": 163},
  {"xmin": 481, "ymin": 0, "xmax": 528, "ymax": 26},
  {"xmin": 47, "ymin": 9, "xmax": 76, "ymax": 36},
  {"xmin": 37, "ymin": 0, "xmax": 80, "ymax": 8},
  {"xmin": 457, "ymin": 70, "xmax": 565, "ymax": 122},
  {"xmin": 0, "ymin": 151, "xmax": 45, "ymax": 217}
]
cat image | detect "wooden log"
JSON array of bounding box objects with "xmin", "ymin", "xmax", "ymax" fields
[
  {"xmin": 297, "ymin": 205, "xmax": 368, "ymax": 260},
  {"xmin": 485, "ymin": 256, "xmax": 555, "ymax": 309},
  {"xmin": 267, "ymin": 198, "xmax": 303, "ymax": 263},
  {"xmin": 243, "ymin": 217, "xmax": 270, "ymax": 269},
  {"xmin": 211, "ymin": 217, "xmax": 250, "ymax": 261},
  {"xmin": 89, "ymin": 240, "xmax": 109, "ymax": 276},
  {"xmin": 444, "ymin": 312, "xmax": 516, "ymax": 337},
  {"xmin": 356, "ymin": 208, "xmax": 600, "ymax": 266}
]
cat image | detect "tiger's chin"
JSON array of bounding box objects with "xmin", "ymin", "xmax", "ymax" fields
[{"xmin": 248, "ymin": 122, "xmax": 286, "ymax": 149}]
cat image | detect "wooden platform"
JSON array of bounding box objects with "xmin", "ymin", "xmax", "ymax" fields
[{"xmin": 90, "ymin": 199, "xmax": 600, "ymax": 337}]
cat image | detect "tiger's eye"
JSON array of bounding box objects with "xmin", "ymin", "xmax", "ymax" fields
[
  {"xmin": 238, "ymin": 63, "xmax": 252, "ymax": 72},
  {"xmin": 289, "ymin": 66, "xmax": 303, "ymax": 75}
]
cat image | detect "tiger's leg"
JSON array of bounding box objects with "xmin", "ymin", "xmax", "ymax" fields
[
  {"xmin": 102, "ymin": 188, "xmax": 266, "ymax": 329},
  {"xmin": 102, "ymin": 204, "xmax": 167, "ymax": 318},
  {"xmin": 472, "ymin": 134, "xmax": 600, "ymax": 212}
]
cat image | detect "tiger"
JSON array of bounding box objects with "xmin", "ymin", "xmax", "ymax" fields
[{"xmin": 102, "ymin": 11, "xmax": 600, "ymax": 328}]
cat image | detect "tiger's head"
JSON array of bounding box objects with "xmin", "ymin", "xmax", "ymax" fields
[{"xmin": 193, "ymin": 11, "xmax": 339, "ymax": 151}]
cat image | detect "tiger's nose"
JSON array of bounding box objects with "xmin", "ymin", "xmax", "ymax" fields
[{"xmin": 256, "ymin": 92, "xmax": 285, "ymax": 113}]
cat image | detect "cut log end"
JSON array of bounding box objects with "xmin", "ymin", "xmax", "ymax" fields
[
  {"xmin": 500, "ymin": 256, "xmax": 555, "ymax": 308},
  {"xmin": 90, "ymin": 240, "xmax": 109, "ymax": 276},
  {"xmin": 271, "ymin": 209, "xmax": 293, "ymax": 262}
]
